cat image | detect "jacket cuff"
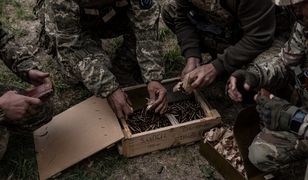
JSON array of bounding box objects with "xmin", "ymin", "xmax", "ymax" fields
[
  {"xmin": 100, "ymin": 81, "xmax": 120, "ymax": 98},
  {"xmin": 17, "ymin": 61, "xmax": 39, "ymax": 82},
  {"xmin": 211, "ymin": 59, "xmax": 225, "ymax": 75},
  {"xmin": 143, "ymin": 72, "xmax": 164, "ymax": 83},
  {"xmin": 183, "ymin": 48, "xmax": 202, "ymax": 59}
]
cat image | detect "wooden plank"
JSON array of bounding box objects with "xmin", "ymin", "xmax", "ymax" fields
[
  {"xmin": 122, "ymin": 116, "xmax": 221, "ymax": 157},
  {"xmin": 194, "ymin": 90, "xmax": 213, "ymax": 116},
  {"xmin": 34, "ymin": 96, "xmax": 124, "ymax": 180}
]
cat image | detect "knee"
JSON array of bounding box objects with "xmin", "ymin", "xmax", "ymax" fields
[{"xmin": 248, "ymin": 142, "xmax": 279, "ymax": 172}]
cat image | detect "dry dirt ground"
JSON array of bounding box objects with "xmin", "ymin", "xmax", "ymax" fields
[{"xmin": 0, "ymin": 0, "xmax": 305, "ymax": 180}]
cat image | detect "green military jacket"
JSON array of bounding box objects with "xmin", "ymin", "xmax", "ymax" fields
[{"xmin": 174, "ymin": 0, "xmax": 276, "ymax": 75}]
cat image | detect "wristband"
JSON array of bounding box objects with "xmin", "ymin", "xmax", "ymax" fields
[{"xmin": 290, "ymin": 110, "xmax": 305, "ymax": 134}]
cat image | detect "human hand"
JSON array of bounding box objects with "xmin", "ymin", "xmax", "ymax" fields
[
  {"xmin": 181, "ymin": 57, "xmax": 200, "ymax": 80},
  {"xmin": 255, "ymin": 94, "xmax": 295, "ymax": 131},
  {"xmin": 107, "ymin": 89, "xmax": 133, "ymax": 119},
  {"xmin": 227, "ymin": 70, "xmax": 259, "ymax": 102},
  {"xmin": 0, "ymin": 91, "xmax": 41, "ymax": 121},
  {"xmin": 182, "ymin": 63, "xmax": 217, "ymax": 89},
  {"xmin": 147, "ymin": 81, "xmax": 167, "ymax": 114},
  {"xmin": 28, "ymin": 70, "xmax": 52, "ymax": 88}
]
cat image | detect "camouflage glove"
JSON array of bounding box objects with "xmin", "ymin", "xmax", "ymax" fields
[
  {"xmin": 256, "ymin": 95, "xmax": 299, "ymax": 131},
  {"xmin": 231, "ymin": 69, "xmax": 259, "ymax": 90}
]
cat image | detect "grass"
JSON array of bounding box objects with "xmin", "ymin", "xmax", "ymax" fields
[
  {"xmin": 200, "ymin": 164, "xmax": 217, "ymax": 180},
  {"xmin": 0, "ymin": 0, "xmax": 34, "ymax": 37}
]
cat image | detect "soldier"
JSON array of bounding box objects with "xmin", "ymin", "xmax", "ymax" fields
[
  {"xmin": 35, "ymin": 0, "xmax": 167, "ymax": 119},
  {"xmin": 227, "ymin": 0, "xmax": 308, "ymax": 172},
  {"xmin": 162, "ymin": 0, "xmax": 278, "ymax": 89},
  {"xmin": 0, "ymin": 23, "xmax": 53, "ymax": 159}
]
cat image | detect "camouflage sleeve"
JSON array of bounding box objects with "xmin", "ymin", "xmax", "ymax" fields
[
  {"xmin": 43, "ymin": 0, "xmax": 119, "ymax": 97},
  {"xmin": 0, "ymin": 23, "xmax": 38, "ymax": 83},
  {"xmin": 127, "ymin": 0, "xmax": 164, "ymax": 82},
  {"xmin": 248, "ymin": 23, "xmax": 306, "ymax": 90}
]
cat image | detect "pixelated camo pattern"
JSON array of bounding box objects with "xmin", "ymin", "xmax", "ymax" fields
[
  {"xmin": 247, "ymin": 22, "xmax": 308, "ymax": 172},
  {"xmin": 38, "ymin": 0, "xmax": 164, "ymax": 97}
]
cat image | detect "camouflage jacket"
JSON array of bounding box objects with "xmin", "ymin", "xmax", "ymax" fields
[
  {"xmin": 248, "ymin": 22, "xmax": 307, "ymax": 95},
  {"xmin": 247, "ymin": 22, "xmax": 308, "ymax": 149},
  {"xmin": 0, "ymin": 23, "xmax": 39, "ymax": 122},
  {"xmin": 38, "ymin": 0, "xmax": 163, "ymax": 97},
  {"xmin": 0, "ymin": 23, "xmax": 38, "ymax": 83},
  {"xmin": 174, "ymin": 0, "xmax": 275, "ymax": 75}
]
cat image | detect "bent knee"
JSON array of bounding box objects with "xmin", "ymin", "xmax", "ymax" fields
[{"xmin": 248, "ymin": 142, "xmax": 279, "ymax": 172}]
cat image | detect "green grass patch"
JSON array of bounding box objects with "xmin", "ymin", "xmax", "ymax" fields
[
  {"xmin": 163, "ymin": 45, "xmax": 185, "ymax": 78},
  {"xmin": 200, "ymin": 164, "xmax": 216, "ymax": 180},
  {"xmin": 159, "ymin": 27, "xmax": 172, "ymax": 41}
]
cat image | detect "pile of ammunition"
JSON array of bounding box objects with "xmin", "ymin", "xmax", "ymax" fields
[
  {"xmin": 167, "ymin": 99, "xmax": 205, "ymax": 123},
  {"xmin": 127, "ymin": 108, "xmax": 171, "ymax": 134},
  {"xmin": 127, "ymin": 99, "xmax": 206, "ymax": 134}
]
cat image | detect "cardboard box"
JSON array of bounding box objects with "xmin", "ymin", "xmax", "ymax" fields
[{"xmin": 34, "ymin": 77, "xmax": 221, "ymax": 179}]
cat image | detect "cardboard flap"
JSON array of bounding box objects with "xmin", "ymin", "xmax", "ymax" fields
[{"xmin": 34, "ymin": 96, "xmax": 124, "ymax": 180}]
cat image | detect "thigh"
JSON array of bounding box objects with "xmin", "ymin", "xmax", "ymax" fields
[{"xmin": 248, "ymin": 128, "xmax": 304, "ymax": 172}]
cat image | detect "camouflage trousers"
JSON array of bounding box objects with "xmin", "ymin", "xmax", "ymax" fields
[
  {"xmin": 248, "ymin": 128, "xmax": 308, "ymax": 172},
  {"xmin": 0, "ymin": 84, "xmax": 53, "ymax": 160}
]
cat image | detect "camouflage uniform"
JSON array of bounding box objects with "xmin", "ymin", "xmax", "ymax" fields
[
  {"xmin": 35, "ymin": 0, "xmax": 164, "ymax": 98},
  {"xmin": 0, "ymin": 24, "xmax": 53, "ymax": 160},
  {"xmin": 245, "ymin": 22, "xmax": 308, "ymax": 172}
]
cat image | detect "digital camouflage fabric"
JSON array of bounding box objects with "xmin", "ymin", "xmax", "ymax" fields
[
  {"xmin": 36, "ymin": 0, "xmax": 164, "ymax": 98},
  {"xmin": 0, "ymin": 24, "xmax": 53, "ymax": 160},
  {"xmin": 246, "ymin": 22, "xmax": 308, "ymax": 172}
]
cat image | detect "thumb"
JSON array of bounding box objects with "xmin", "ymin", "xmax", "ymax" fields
[
  {"xmin": 37, "ymin": 71, "xmax": 49, "ymax": 78},
  {"xmin": 24, "ymin": 96, "xmax": 42, "ymax": 105}
]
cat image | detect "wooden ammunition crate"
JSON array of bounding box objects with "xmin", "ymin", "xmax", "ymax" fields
[{"xmin": 118, "ymin": 78, "xmax": 221, "ymax": 157}]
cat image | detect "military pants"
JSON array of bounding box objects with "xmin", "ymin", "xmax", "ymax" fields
[
  {"xmin": 0, "ymin": 84, "xmax": 53, "ymax": 160},
  {"xmin": 248, "ymin": 128, "xmax": 308, "ymax": 172}
]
